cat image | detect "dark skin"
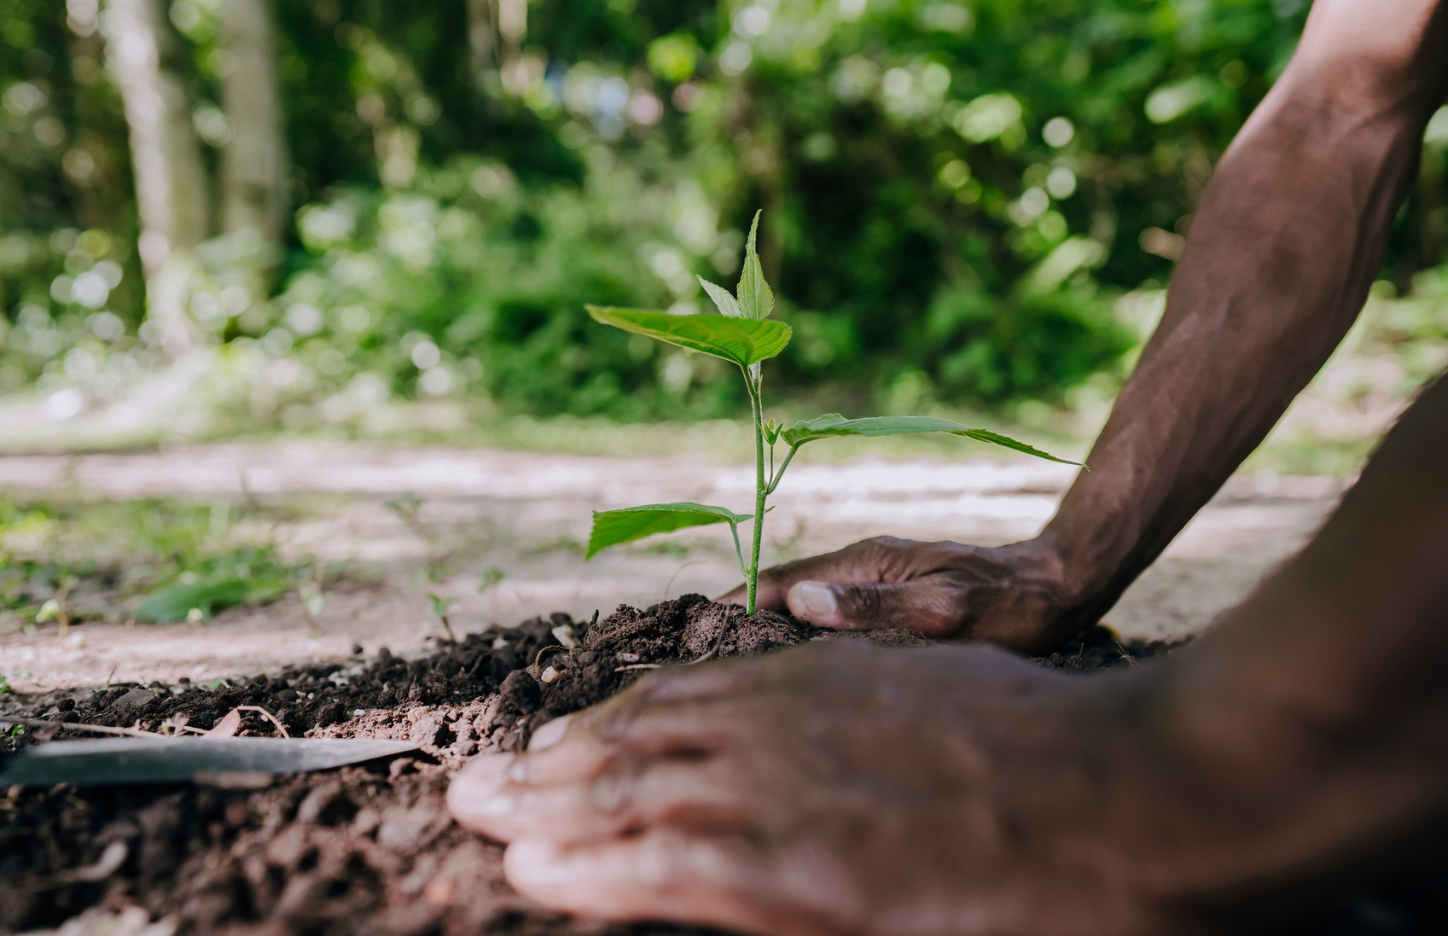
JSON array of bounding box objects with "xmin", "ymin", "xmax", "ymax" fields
[
  {"xmin": 722, "ymin": 0, "xmax": 1448, "ymax": 652},
  {"xmin": 449, "ymin": 2, "xmax": 1448, "ymax": 932}
]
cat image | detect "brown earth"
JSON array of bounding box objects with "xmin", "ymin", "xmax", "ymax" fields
[{"xmin": 2, "ymin": 597, "xmax": 1186, "ymax": 936}]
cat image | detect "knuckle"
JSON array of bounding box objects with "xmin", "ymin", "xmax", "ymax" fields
[
  {"xmin": 861, "ymin": 534, "xmax": 905, "ymax": 553},
  {"xmin": 590, "ymin": 757, "xmax": 643, "ymax": 815},
  {"xmin": 841, "ymin": 582, "xmax": 885, "ymax": 618}
]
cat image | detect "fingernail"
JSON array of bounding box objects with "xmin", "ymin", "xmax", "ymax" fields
[
  {"xmin": 790, "ymin": 581, "xmax": 838, "ymax": 622},
  {"xmin": 478, "ymin": 794, "xmax": 516, "ymax": 816},
  {"xmin": 448, "ymin": 762, "xmax": 510, "ymax": 819},
  {"xmin": 529, "ymin": 714, "xmax": 571, "ymax": 751}
]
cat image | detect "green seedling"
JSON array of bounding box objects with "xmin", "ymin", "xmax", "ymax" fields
[
  {"xmin": 478, "ymin": 567, "xmax": 505, "ymax": 593},
  {"xmin": 585, "ymin": 210, "xmax": 1083, "ymax": 614},
  {"xmin": 428, "ymin": 592, "xmax": 459, "ymax": 642},
  {"xmin": 0, "ymin": 674, "xmax": 10, "ymax": 694},
  {"xmin": 133, "ymin": 577, "xmax": 290, "ymax": 624}
]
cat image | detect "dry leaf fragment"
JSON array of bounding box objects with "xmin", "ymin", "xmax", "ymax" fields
[{"xmin": 205, "ymin": 709, "xmax": 242, "ymax": 738}]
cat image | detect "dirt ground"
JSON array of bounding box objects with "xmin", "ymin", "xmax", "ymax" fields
[
  {"xmin": 0, "ymin": 443, "xmax": 1345, "ymax": 694},
  {"xmin": 0, "ymin": 598, "xmax": 1173, "ymax": 936},
  {"xmin": 9, "ymin": 442, "xmax": 1445, "ymax": 936}
]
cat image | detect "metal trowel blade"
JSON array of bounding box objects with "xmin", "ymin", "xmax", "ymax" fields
[{"xmin": 0, "ymin": 737, "xmax": 419, "ymax": 787}]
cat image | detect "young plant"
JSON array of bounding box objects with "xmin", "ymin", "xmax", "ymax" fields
[{"xmin": 585, "ymin": 211, "xmax": 1082, "ymax": 614}]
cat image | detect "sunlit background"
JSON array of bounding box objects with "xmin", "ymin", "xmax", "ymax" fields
[
  {"xmin": 2, "ymin": 0, "xmax": 1448, "ymax": 690},
  {"xmin": 0, "ymin": 0, "xmax": 1441, "ymax": 447}
]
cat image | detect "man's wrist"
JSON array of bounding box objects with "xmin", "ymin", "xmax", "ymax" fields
[
  {"xmin": 1019, "ymin": 530, "xmax": 1106, "ymax": 609},
  {"xmin": 999, "ymin": 533, "xmax": 1109, "ymax": 639}
]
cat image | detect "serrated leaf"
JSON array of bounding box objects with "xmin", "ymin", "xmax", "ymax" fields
[
  {"xmin": 780, "ymin": 414, "xmax": 1082, "ymax": 465},
  {"xmin": 133, "ymin": 578, "xmax": 291, "ymax": 624},
  {"xmin": 586, "ymin": 305, "xmax": 791, "ymax": 367},
  {"xmin": 736, "ymin": 210, "xmax": 774, "ymax": 320},
  {"xmin": 588, "ymin": 503, "xmax": 752, "ymax": 559},
  {"xmin": 697, "ymin": 277, "xmax": 743, "ymax": 318}
]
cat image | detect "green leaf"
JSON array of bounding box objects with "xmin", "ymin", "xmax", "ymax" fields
[
  {"xmin": 954, "ymin": 428, "xmax": 1084, "ymax": 465},
  {"xmin": 586, "ymin": 305, "xmax": 791, "ymax": 367},
  {"xmin": 780, "ymin": 414, "xmax": 1083, "ymax": 465},
  {"xmin": 588, "ymin": 503, "xmax": 751, "ymax": 559},
  {"xmin": 736, "ymin": 210, "xmax": 774, "ymax": 320},
  {"xmin": 697, "ymin": 276, "xmax": 742, "ymax": 318},
  {"xmin": 133, "ymin": 578, "xmax": 290, "ymax": 624}
]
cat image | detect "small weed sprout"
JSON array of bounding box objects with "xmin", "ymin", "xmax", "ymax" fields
[
  {"xmin": 428, "ymin": 592, "xmax": 459, "ymax": 642},
  {"xmin": 585, "ymin": 211, "xmax": 1082, "ymax": 614}
]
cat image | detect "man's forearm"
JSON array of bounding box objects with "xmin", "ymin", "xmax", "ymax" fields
[{"xmin": 1040, "ymin": 0, "xmax": 1448, "ymax": 630}]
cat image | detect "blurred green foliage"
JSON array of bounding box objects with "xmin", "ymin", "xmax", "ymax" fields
[{"xmin": 1, "ymin": 0, "xmax": 1445, "ymax": 421}]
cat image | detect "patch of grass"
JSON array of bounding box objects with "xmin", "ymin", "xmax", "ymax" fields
[{"xmin": 0, "ymin": 495, "xmax": 308, "ymax": 627}]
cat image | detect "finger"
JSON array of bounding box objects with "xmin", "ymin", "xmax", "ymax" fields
[
  {"xmin": 733, "ymin": 536, "xmax": 935, "ymax": 611},
  {"xmin": 449, "ymin": 756, "xmax": 519, "ymax": 838},
  {"xmin": 453, "ymin": 690, "xmax": 757, "ymax": 822},
  {"xmin": 504, "ymin": 830, "xmax": 781, "ymax": 935},
  {"xmin": 633, "ymin": 655, "xmax": 770, "ymax": 702},
  {"xmin": 519, "ymin": 692, "xmax": 757, "ymax": 783},
  {"xmin": 786, "ymin": 575, "xmax": 963, "ymax": 636},
  {"xmin": 451, "ymin": 756, "xmax": 753, "ymax": 844}
]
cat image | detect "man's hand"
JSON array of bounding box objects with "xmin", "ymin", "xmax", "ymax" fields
[
  {"xmin": 718, "ymin": 535, "xmax": 1078, "ymax": 652},
  {"xmin": 448, "ymin": 639, "xmax": 1167, "ymax": 936},
  {"xmin": 722, "ymin": 0, "xmax": 1447, "ymax": 655}
]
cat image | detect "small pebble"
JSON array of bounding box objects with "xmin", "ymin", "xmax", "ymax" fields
[{"xmin": 540, "ymin": 666, "xmax": 560, "ymax": 684}]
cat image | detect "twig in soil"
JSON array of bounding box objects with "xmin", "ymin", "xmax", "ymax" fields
[
  {"xmin": 615, "ymin": 664, "xmax": 662, "ymax": 673},
  {"xmin": 227, "ymin": 706, "xmax": 290, "ymax": 738},
  {"xmin": 534, "ymin": 644, "xmax": 566, "ymax": 669},
  {"xmin": 1114, "ymin": 641, "xmax": 1138, "ymax": 668},
  {"xmin": 238, "ymin": 705, "xmax": 291, "ymax": 738},
  {"xmin": 0, "ymin": 716, "xmax": 160, "ymax": 739}
]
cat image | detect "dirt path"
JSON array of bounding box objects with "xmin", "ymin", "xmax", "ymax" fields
[{"xmin": 0, "ymin": 443, "xmax": 1346, "ymax": 693}]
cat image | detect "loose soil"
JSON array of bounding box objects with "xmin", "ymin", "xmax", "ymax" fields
[{"xmin": 1, "ymin": 598, "xmax": 1439, "ymax": 935}]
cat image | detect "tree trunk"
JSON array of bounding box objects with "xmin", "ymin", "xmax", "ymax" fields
[
  {"xmin": 466, "ymin": 0, "xmax": 496, "ymax": 89},
  {"xmin": 220, "ymin": 0, "xmax": 287, "ymax": 249},
  {"xmin": 104, "ymin": 0, "xmax": 209, "ymax": 355}
]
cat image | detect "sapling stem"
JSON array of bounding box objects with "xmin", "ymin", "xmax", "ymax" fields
[
  {"xmin": 745, "ymin": 365, "xmax": 767, "ymax": 615},
  {"xmin": 766, "ymin": 445, "xmax": 798, "ymax": 496}
]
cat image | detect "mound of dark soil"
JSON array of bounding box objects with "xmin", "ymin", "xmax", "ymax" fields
[{"xmin": 0, "ymin": 597, "xmax": 1184, "ymax": 935}]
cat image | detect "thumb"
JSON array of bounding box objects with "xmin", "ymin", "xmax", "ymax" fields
[{"xmin": 786, "ymin": 577, "xmax": 963, "ymax": 636}]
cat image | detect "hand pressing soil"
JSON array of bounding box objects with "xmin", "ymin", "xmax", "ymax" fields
[{"xmin": 0, "ymin": 596, "xmax": 1171, "ymax": 936}]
